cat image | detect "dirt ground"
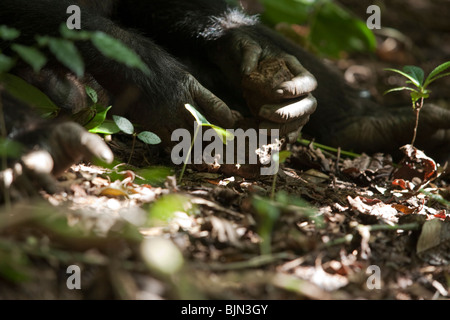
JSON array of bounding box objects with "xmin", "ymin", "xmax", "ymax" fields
[{"xmin": 0, "ymin": 0, "xmax": 449, "ymax": 300}]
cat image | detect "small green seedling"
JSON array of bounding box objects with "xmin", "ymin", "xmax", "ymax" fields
[
  {"xmin": 271, "ymin": 150, "xmax": 291, "ymax": 200},
  {"xmin": 385, "ymin": 61, "xmax": 450, "ymax": 146},
  {"xmin": 252, "ymin": 195, "xmax": 280, "ymax": 256},
  {"xmin": 81, "ymin": 85, "xmax": 116, "ymax": 133},
  {"xmin": 178, "ymin": 104, "xmax": 234, "ymax": 184},
  {"xmin": 112, "ymin": 115, "xmax": 161, "ymax": 164},
  {"xmin": 252, "ymin": 191, "xmax": 323, "ymax": 255}
]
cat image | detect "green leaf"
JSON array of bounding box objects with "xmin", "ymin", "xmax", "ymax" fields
[
  {"xmin": 91, "ymin": 32, "xmax": 150, "ymax": 75},
  {"xmin": 309, "ymin": 1, "xmax": 376, "ymax": 57},
  {"xmin": 0, "ymin": 73, "xmax": 60, "ymax": 117},
  {"xmin": 11, "ymin": 44, "xmax": 47, "ymax": 73},
  {"xmin": 113, "ymin": 115, "xmax": 134, "ymax": 134},
  {"xmin": 403, "ymin": 65, "xmax": 424, "ymax": 86},
  {"xmin": 260, "ymin": 0, "xmax": 312, "ymax": 26},
  {"xmin": 137, "ymin": 131, "xmax": 162, "ymax": 145},
  {"xmin": 278, "ymin": 150, "xmax": 292, "ymax": 164},
  {"xmin": 410, "ymin": 91, "xmax": 429, "ymax": 104},
  {"xmin": 0, "ymin": 54, "xmax": 15, "ymax": 73},
  {"xmin": 85, "ymin": 85, "xmax": 98, "ymax": 104},
  {"xmin": 59, "ymin": 24, "xmax": 92, "ymax": 41},
  {"xmin": 384, "ymin": 86, "xmax": 418, "ymax": 95},
  {"xmin": 89, "ymin": 119, "xmax": 121, "ymax": 135},
  {"xmin": 261, "ymin": 0, "xmax": 375, "ymax": 57},
  {"xmin": 425, "ymin": 72, "xmax": 450, "ymax": 87},
  {"xmin": 252, "ymin": 196, "xmax": 280, "ymax": 255},
  {"xmin": 384, "ymin": 68, "xmax": 422, "ymax": 88},
  {"xmin": 0, "ymin": 250, "xmax": 30, "ymax": 283},
  {"xmin": 0, "ymin": 25, "xmax": 20, "ymax": 41},
  {"xmin": 84, "ymin": 105, "xmax": 112, "ymax": 130},
  {"xmin": 184, "ymin": 103, "xmax": 210, "ymax": 125},
  {"xmin": 35, "ymin": 35, "xmax": 50, "ymax": 47},
  {"xmin": 410, "ymin": 91, "xmax": 421, "ymax": 104},
  {"xmin": 0, "ymin": 138, "xmax": 23, "ymax": 158},
  {"xmin": 202, "ymin": 124, "xmax": 234, "ymax": 144},
  {"xmin": 185, "ymin": 104, "xmax": 234, "ymax": 144},
  {"xmin": 134, "ymin": 166, "xmax": 174, "ymax": 186},
  {"xmin": 46, "ymin": 38, "xmax": 84, "ymax": 77},
  {"xmin": 148, "ymin": 194, "xmax": 196, "ymax": 225},
  {"xmin": 425, "ymin": 61, "xmax": 450, "ymax": 86}
]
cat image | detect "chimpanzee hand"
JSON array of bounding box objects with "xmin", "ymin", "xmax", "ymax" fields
[
  {"xmin": 43, "ymin": 122, "xmax": 114, "ymax": 176},
  {"xmin": 121, "ymin": 72, "xmax": 236, "ymax": 144},
  {"xmin": 209, "ymin": 27, "xmax": 317, "ymax": 142},
  {"xmin": 176, "ymin": 73, "xmax": 236, "ymax": 136},
  {"xmin": 1, "ymin": 122, "xmax": 113, "ymax": 201}
]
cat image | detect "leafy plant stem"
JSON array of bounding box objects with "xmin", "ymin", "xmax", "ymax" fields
[
  {"xmin": 297, "ymin": 138, "xmax": 360, "ymax": 158},
  {"xmin": 127, "ymin": 133, "xmax": 137, "ymax": 165},
  {"xmin": 410, "ymin": 97, "xmax": 424, "ymax": 147},
  {"xmin": 178, "ymin": 125, "xmax": 200, "ymax": 184}
]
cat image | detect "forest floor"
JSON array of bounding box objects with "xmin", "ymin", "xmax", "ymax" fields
[{"xmin": 0, "ymin": 0, "xmax": 449, "ymax": 300}]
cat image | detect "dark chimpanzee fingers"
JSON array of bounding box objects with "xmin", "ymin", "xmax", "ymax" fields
[
  {"xmin": 21, "ymin": 151, "xmax": 60, "ymax": 194},
  {"xmin": 1, "ymin": 164, "xmax": 37, "ymax": 200},
  {"xmin": 239, "ymin": 37, "xmax": 263, "ymax": 75},
  {"xmin": 259, "ymin": 115, "xmax": 311, "ymax": 137},
  {"xmin": 258, "ymin": 94, "xmax": 317, "ymax": 124},
  {"xmin": 0, "ymin": 151, "xmax": 59, "ymax": 202},
  {"xmin": 79, "ymin": 130, "xmax": 114, "ymax": 164},
  {"xmin": 51, "ymin": 122, "xmax": 113, "ymax": 176},
  {"xmin": 275, "ymin": 54, "xmax": 318, "ymax": 98},
  {"xmin": 21, "ymin": 150, "xmax": 54, "ymax": 175},
  {"xmin": 188, "ymin": 75, "xmax": 235, "ymax": 129},
  {"xmin": 287, "ymin": 126, "xmax": 304, "ymax": 144}
]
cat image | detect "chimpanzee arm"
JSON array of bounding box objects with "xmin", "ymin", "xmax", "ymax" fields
[
  {"xmin": 0, "ymin": 0, "xmax": 234, "ymax": 142},
  {"xmin": 116, "ymin": 0, "xmax": 317, "ymax": 140}
]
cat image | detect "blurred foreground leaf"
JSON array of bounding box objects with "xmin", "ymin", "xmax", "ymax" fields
[{"xmin": 261, "ymin": 0, "xmax": 376, "ymax": 58}]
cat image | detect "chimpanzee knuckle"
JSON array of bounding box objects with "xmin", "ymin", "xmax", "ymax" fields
[
  {"xmin": 21, "ymin": 151, "xmax": 54, "ymax": 174},
  {"xmin": 307, "ymin": 94, "xmax": 318, "ymax": 113},
  {"xmin": 246, "ymin": 41, "xmax": 262, "ymax": 55},
  {"xmin": 186, "ymin": 73, "xmax": 196, "ymax": 84},
  {"xmin": 283, "ymin": 54, "xmax": 298, "ymax": 64},
  {"xmin": 305, "ymin": 72, "xmax": 318, "ymax": 91},
  {"xmin": 52, "ymin": 122, "xmax": 113, "ymax": 165},
  {"xmin": 185, "ymin": 74, "xmax": 201, "ymax": 96},
  {"xmin": 81, "ymin": 132, "xmax": 114, "ymax": 163},
  {"xmin": 283, "ymin": 54, "xmax": 305, "ymax": 70}
]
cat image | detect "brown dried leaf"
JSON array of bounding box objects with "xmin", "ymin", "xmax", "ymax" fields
[
  {"xmin": 393, "ymin": 145, "xmax": 438, "ymax": 189},
  {"xmin": 99, "ymin": 187, "xmax": 129, "ymax": 198}
]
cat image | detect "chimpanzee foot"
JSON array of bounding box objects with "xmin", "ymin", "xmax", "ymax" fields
[
  {"xmin": 43, "ymin": 122, "xmax": 114, "ymax": 176},
  {"xmin": 0, "ymin": 122, "xmax": 113, "ymax": 203}
]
